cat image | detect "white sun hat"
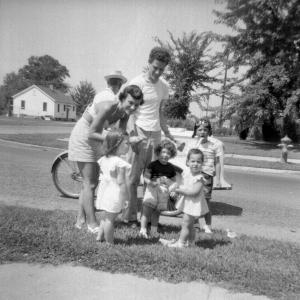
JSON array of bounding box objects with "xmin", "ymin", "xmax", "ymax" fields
[{"xmin": 104, "ymin": 70, "xmax": 127, "ymax": 83}]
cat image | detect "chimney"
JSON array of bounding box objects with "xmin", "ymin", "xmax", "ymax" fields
[{"xmin": 49, "ymin": 84, "xmax": 54, "ymax": 90}]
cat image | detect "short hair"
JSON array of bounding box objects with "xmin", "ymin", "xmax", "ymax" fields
[
  {"xmin": 119, "ymin": 84, "xmax": 144, "ymax": 105},
  {"xmin": 148, "ymin": 47, "xmax": 171, "ymax": 65},
  {"xmin": 196, "ymin": 118, "xmax": 212, "ymax": 136},
  {"xmin": 154, "ymin": 139, "xmax": 177, "ymax": 158},
  {"xmin": 105, "ymin": 130, "xmax": 128, "ymax": 157},
  {"xmin": 186, "ymin": 148, "xmax": 204, "ymax": 165}
]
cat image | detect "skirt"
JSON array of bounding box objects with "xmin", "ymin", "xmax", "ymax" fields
[{"xmin": 68, "ymin": 117, "xmax": 105, "ymax": 162}]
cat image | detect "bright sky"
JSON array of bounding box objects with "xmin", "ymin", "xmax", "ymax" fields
[{"xmin": 0, "ymin": 0, "xmax": 231, "ymax": 107}]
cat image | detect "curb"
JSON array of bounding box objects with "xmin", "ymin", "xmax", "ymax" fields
[
  {"xmin": 224, "ymin": 164, "xmax": 300, "ymax": 175},
  {"xmin": 1, "ymin": 138, "xmax": 300, "ymax": 175}
]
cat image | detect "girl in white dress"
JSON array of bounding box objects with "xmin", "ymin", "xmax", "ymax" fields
[
  {"xmin": 95, "ymin": 130, "xmax": 131, "ymax": 244},
  {"xmin": 168, "ymin": 148, "xmax": 209, "ymax": 248}
]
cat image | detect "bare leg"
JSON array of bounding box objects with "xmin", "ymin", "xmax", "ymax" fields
[
  {"xmin": 103, "ymin": 212, "xmax": 119, "ymax": 244},
  {"xmin": 204, "ymin": 199, "xmax": 212, "ymax": 226},
  {"xmin": 150, "ymin": 210, "xmax": 160, "ymax": 235},
  {"xmin": 188, "ymin": 225, "xmax": 196, "ymax": 245},
  {"xmin": 75, "ymin": 189, "xmax": 86, "ymax": 228},
  {"xmin": 179, "ymin": 214, "xmax": 194, "ymax": 244},
  {"xmin": 96, "ymin": 211, "xmax": 105, "ymax": 242},
  {"xmin": 125, "ymin": 181, "xmax": 139, "ymax": 221},
  {"xmin": 140, "ymin": 205, "xmax": 154, "ymax": 232},
  {"xmin": 77, "ymin": 161, "xmax": 99, "ymax": 229}
]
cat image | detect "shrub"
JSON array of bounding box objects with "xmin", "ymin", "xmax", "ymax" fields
[
  {"xmin": 213, "ymin": 127, "xmax": 234, "ymax": 136},
  {"xmin": 166, "ymin": 118, "xmax": 194, "ymax": 130}
]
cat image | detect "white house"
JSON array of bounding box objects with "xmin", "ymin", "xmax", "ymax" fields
[{"xmin": 12, "ymin": 85, "xmax": 76, "ymax": 121}]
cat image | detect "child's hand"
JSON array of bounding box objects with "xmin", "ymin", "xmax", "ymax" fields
[
  {"xmin": 159, "ymin": 176, "xmax": 172, "ymax": 186},
  {"xmin": 169, "ymin": 191, "xmax": 177, "ymax": 198},
  {"xmin": 168, "ymin": 182, "xmax": 179, "ymax": 192},
  {"xmin": 129, "ymin": 136, "xmax": 146, "ymax": 145},
  {"xmin": 148, "ymin": 180, "xmax": 158, "ymax": 187}
]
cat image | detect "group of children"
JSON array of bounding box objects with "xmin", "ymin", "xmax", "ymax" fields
[{"xmin": 91, "ymin": 119, "xmax": 222, "ymax": 247}]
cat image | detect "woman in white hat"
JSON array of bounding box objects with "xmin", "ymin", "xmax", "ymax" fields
[
  {"xmin": 93, "ymin": 70, "xmax": 127, "ymax": 104},
  {"xmin": 68, "ymin": 84, "xmax": 144, "ymax": 233}
]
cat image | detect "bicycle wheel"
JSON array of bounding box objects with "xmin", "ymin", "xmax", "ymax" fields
[
  {"xmin": 160, "ymin": 195, "xmax": 182, "ymax": 217},
  {"xmin": 51, "ymin": 151, "xmax": 81, "ymax": 198}
]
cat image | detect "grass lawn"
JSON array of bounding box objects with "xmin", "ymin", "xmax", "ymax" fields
[
  {"xmin": 0, "ymin": 116, "xmax": 75, "ymax": 127},
  {"xmin": 1, "ymin": 205, "xmax": 299, "ymax": 299},
  {"xmin": 0, "ymin": 133, "xmax": 68, "ymax": 149},
  {"xmin": 219, "ymin": 136, "xmax": 300, "ymax": 160},
  {"xmin": 224, "ymin": 157, "xmax": 300, "ymax": 171}
]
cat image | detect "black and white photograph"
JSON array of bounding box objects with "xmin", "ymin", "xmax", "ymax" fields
[{"xmin": 0, "ymin": 0, "xmax": 299, "ymax": 299}]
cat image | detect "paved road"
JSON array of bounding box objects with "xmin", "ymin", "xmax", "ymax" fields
[{"xmin": 1, "ymin": 140, "xmax": 299, "ymax": 243}]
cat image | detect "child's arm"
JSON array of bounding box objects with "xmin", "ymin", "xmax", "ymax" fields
[
  {"xmin": 176, "ymin": 180, "xmax": 203, "ymax": 197},
  {"xmin": 143, "ymin": 168, "xmax": 158, "ymax": 187},
  {"xmin": 116, "ymin": 166, "xmax": 129, "ymax": 206}
]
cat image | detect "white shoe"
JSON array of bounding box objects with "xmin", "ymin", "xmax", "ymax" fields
[
  {"xmin": 167, "ymin": 240, "xmax": 188, "ymax": 248},
  {"xmin": 187, "ymin": 240, "xmax": 195, "ymax": 247},
  {"xmin": 159, "ymin": 238, "xmax": 176, "ymax": 246},
  {"xmin": 87, "ymin": 225, "xmax": 100, "ymax": 234},
  {"xmin": 204, "ymin": 225, "xmax": 212, "ymax": 234},
  {"xmin": 139, "ymin": 228, "xmax": 149, "ymax": 239},
  {"xmin": 226, "ymin": 229, "xmax": 237, "ymax": 238}
]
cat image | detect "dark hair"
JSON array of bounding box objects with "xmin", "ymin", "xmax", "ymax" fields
[
  {"xmin": 105, "ymin": 130, "xmax": 128, "ymax": 157},
  {"xmin": 186, "ymin": 148, "xmax": 204, "ymax": 165},
  {"xmin": 196, "ymin": 118, "xmax": 212, "ymax": 136},
  {"xmin": 148, "ymin": 47, "xmax": 171, "ymax": 65},
  {"xmin": 119, "ymin": 84, "xmax": 144, "ymax": 105},
  {"xmin": 154, "ymin": 139, "xmax": 177, "ymax": 158}
]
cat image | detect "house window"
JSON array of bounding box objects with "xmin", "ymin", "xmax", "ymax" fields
[
  {"xmin": 57, "ymin": 104, "xmax": 60, "ymax": 112},
  {"xmin": 73, "ymin": 106, "xmax": 75, "ymax": 112},
  {"xmin": 43, "ymin": 102, "xmax": 47, "ymax": 112},
  {"xmin": 21, "ymin": 100, "xmax": 25, "ymax": 109},
  {"xmin": 64, "ymin": 105, "xmax": 66, "ymax": 111}
]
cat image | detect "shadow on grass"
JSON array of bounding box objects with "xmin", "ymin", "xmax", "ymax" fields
[
  {"xmin": 211, "ymin": 202, "xmax": 243, "ymax": 216},
  {"xmin": 196, "ymin": 238, "xmax": 231, "ymax": 249}
]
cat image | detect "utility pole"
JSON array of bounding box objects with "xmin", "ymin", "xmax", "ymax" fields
[
  {"xmin": 205, "ymin": 94, "xmax": 210, "ymax": 118},
  {"xmin": 219, "ymin": 49, "xmax": 229, "ymax": 128}
]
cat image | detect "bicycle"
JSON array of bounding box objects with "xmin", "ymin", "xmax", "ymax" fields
[{"xmin": 51, "ymin": 151, "xmax": 232, "ymax": 217}]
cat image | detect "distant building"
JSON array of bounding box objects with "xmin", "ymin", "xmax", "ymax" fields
[{"xmin": 12, "ymin": 84, "xmax": 76, "ymax": 121}]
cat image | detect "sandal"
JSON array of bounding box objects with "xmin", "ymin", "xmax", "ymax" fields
[{"xmin": 87, "ymin": 225, "xmax": 100, "ymax": 234}]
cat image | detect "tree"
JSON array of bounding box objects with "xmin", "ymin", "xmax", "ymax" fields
[
  {"xmin": 70, "ymin": 81, "xmax": 96, "ymax": 116},
  {"xmin": 18, "ymin": 55, "xmax": 70, "ymax": 92},
  {"xmin": 155, "ymin": 31, "xmax": 222, "ymax": 119},
  {"xmin": 214, "ymin": 0, "xmax": 300, "ymax": 141},
  {"xmin": 0, "ymin": 72, "xmax": 30, "ymax": 115},
  {"xmin": 0, "ymin": 55, "xmax": 71, "ymax": 115}
]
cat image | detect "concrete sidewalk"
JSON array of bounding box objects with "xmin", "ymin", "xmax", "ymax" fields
[{"xmin": 0, "ymin": 263, "xmax": 270, "ymax": 300}]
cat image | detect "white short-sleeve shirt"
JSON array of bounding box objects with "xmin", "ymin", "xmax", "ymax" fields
[
  {"xmin": 93, "ymin": 88, "xmax": 116, "ymax": 104},
  {"xmin": 129, "ymin": 74, "xmax": 169, "ymax": 131}
]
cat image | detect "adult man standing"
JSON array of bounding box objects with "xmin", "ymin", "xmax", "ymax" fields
[
  {"xmin": 93, "ymin": 70, "xmax": 127, "ymax": 104},
  {"xmin": 124, "ymin": 47, "xmax": 177, "ymax": 225}
]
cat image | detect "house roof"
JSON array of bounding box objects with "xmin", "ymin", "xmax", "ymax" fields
[{"xmin": 12, "ymin": 84, "xmax": 74, "ymax": 105}]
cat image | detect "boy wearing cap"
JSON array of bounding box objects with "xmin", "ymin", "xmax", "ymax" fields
[{"xmin": 93, "ymin": 70, "xmax": 127, "ymax": 104}]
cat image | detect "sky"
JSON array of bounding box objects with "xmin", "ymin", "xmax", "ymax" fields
[{"xmin": 0, "ymin": 0, "xmax": 232, "ymax": 107}]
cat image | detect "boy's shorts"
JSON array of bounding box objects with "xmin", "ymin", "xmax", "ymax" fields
[
  {"xmin": 143, "ymin": 185, "xmax": 169, "ymax": 211},
  {"xmin": 202, "ymin": 173, "xmax": 213, "ymax": 201}
]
